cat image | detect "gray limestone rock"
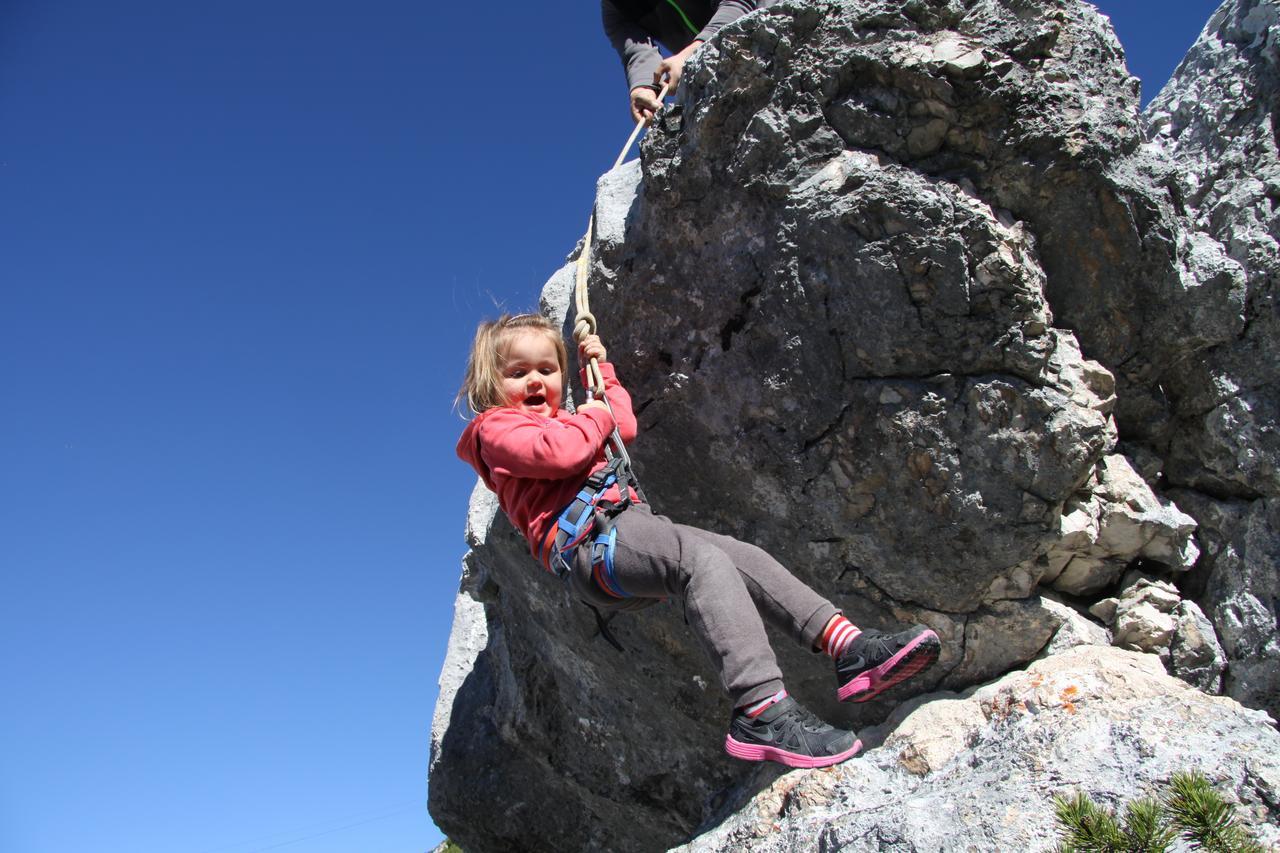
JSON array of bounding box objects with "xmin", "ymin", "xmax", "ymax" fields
[
  {"xmin": 1079, "ymin": 569, "xmax": 1231, "ymax": 694},
  {"xmin": 1171, "ymin": 489, "xmax": 1280, "ymax": 719},
  {"xmin": 1138, "ymin": 0, "xmax": 1280, "ymax": 724},
  {"xmin": 1145, "ymin": 0, "xmax": 1280, "ymax": 500},
  {"xmin": 599, "ymin": 4, "xmax": 1124, "ymax": 622},
  {"xmin": 1040, "ymin": 595, "xmax": 1111, "ymax": 656},
  {"xmin": 1113, "ymin": 601, "xmax": 1177, "ymax": 659},
  {"xmin": 940, "ymin": 596, "xmax": 1064, "ymax": 688},
  {"xmin": 431, "ymin": 1, "xmax": 1280, "ymax": 849},
  {"xmin": 1118, "ymin": 574, "xmax": 1182, "ymax": 612},
  {"xmin": 1109, "ymin": 577, "xmax": 1181, "ymax": 660},
  {"xmin": 1173, "ymin": 599, "xmax": 1229, "ymax": 693},
  {"xmin": 675, "ymin": 647, "xmax": 1280, "ymax": 852},
  {"xmin": 1034, "ymin": 454, "xmax": 1199, "ymax": 597},
  {"xmin": 1089, "ymin": 596, "xmax": 1119, "ymax": 624}
]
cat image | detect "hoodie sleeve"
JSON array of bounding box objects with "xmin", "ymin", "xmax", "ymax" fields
[
  {"xmin": 602, "ymin": 0, "xmax": 664, "ymax": 93},
  {"xmin": 694, "ymin": 1, "xmax": 761, "ymax": 44},
  {"xmin": 476, "ymin": 406, "xmax": 618, "ymax": 481}
]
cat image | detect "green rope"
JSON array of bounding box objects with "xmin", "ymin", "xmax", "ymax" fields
[{"xmin": 662, "ymin": 0, "xmax": 700, "ymax": 37}]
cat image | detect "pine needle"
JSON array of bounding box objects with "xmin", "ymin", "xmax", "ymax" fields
[{"xmin": 1163, "ymin": 771, "xmax": 1265, "ymax": 853}]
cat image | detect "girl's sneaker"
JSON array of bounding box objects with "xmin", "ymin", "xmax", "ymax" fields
[
  {"xmin": 724, "ymin": 696, "xmax": 861, "ymax": 768},
  {"xmin": 836, "ymin": 625, "xmax": 940, "ymax": 702}
]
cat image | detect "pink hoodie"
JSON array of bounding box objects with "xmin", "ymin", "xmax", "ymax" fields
[{"xmin": 456, "ymin": 362, "xmax": 640, "ymax": 563}]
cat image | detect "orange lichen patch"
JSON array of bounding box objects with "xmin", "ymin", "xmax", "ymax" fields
[
  {"xmin": 1056, "ymin": 685, "xmax": 1084, "ymax": 710},
  {"xmin": 1029, "ymin": 674, "xmax": 1045, "ymax": 688}
]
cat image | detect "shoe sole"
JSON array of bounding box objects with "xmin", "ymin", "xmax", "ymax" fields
[
  {"xmin": 724, "ymin": 734, "xmax": 862, "ymax": 768},
  {"xmin": 837, "ymin": 628, "xmax": 940, "ymax": 703}
]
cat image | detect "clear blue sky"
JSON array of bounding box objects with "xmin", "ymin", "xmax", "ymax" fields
[{"xmin": 0, "ymin": 2, "xmax": 1222, "ymax": 851}]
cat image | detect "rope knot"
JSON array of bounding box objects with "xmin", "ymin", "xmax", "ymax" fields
[{"xmin": 573, "ymin": 312, "xmax": 597, "ymax": 342}]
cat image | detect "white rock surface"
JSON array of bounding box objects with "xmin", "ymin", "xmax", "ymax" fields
[{"xmin": 676, "ymin": 647, "xmax": 1280, "ymax": 852}]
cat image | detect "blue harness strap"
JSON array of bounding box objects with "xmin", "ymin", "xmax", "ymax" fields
[
  {"xmin": 546, "ymin": 459, "xmax": 634, "ymax": 600},
  {"xmin": 590, "ymin": 520, "xmax": 627, "ymax": 598}
]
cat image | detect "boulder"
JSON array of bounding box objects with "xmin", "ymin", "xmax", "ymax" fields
[
  {"xmin": 674, "ymin": 647, "xmax": 1280, "ymax": 852},
  {"xmin": 1038, "ymin": 594, "xmax": 1111, "ymax": 656},
  {"xmin": 1032, "ymin": 455, "xmax": 1198, "ymax": 597},
  {"xmin": 1172, "ymin": 599, "xmax": 1228, "ymax": 693}
]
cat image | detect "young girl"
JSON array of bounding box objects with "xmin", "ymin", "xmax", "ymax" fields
[{"xmin": 456, "ymin": 313, "xmax": 940, "ymax": 768}]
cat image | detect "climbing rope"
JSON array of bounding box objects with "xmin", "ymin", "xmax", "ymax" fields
[
  {"xmin": 574, "ymin": 83, "xmax": 669, "ymax": 398},
  {"xmin": 571, "ymin": 84, "xmax": 668, "ymax": 500}
]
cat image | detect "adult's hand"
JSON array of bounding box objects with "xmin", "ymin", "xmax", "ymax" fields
[
  {"xmin": 629, "ymin": 86, "xmax": 662, "ymax": 125},
  {"xmin": 655, "ymin": 40, "xmax": 703, "ymax": 95}
]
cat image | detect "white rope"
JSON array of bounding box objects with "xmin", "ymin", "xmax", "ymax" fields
[{"xmin": 573, "ymin": 84, "xmax": 670, "ymax": 397}]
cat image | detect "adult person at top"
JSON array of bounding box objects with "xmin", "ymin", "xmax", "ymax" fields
[{"xmin": 603, "ymin": 0, "xmax": 777, "ymax": 124}]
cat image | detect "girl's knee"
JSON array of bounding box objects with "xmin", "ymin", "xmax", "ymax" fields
[{"xmin": 676, "ymin": 536, "xmax": 739, "ymax": 589}]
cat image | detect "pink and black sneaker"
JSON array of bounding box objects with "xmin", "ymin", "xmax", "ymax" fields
[
  {"xmin": 725, "ymin": 696, "xmax": 861, "ymax": 768},
  {"xmin": 836, "ymin": 625, "xmax": 940, "ymax": 702}
]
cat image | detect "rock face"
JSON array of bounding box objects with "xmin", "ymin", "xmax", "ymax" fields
[
  {"xmin": 1144, "ymin": 0, "xmax": 1279, "ymax": 499},
  {"xmin": 674, "ymin": 647, "xmax": 1280, "ymax": 852},
  {"xmin": 430, "ymin": 1, "xmax": 1280, "ymax": 850},
  {"xmin": 1144, "ymin": 0, "xmax": 1280, "ymax": 722}
]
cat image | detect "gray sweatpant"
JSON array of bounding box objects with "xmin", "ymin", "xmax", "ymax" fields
[{"xmin": 568, "ymin": 503, "xmax": 839, "ymax": 708}]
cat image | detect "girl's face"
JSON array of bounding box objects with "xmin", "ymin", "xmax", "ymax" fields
[{"xmin": 500, "ymin": 330, "xmax": 563, "ymax": 418}]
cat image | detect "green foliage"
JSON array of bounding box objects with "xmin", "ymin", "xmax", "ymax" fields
[
  {"xmin": 1053, "ymin": 791, "xmax": 1175, "ymax": 852},
  {"xmin": 438, "ymin": 841, "xmax": 466, "ymax": 853},
  {"xmin": 1123, "ymin": 798, "xmax": 1179, "ymax": 851},
  {"xmin": 1054, "ymin": 772, "xmax": 1263, "ymax": 853},
  {"xmin": 1162, "ymin": 771, "xmax": 1265, "ymax": 853}
]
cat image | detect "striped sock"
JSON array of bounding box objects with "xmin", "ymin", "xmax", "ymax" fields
[
  {"xmin": 742, "ymin": 688, "xmax": 788, "ymax": 718},
  {"xmin": 819, "ymin": 614, "xmax": 861, "ymax": 660}
]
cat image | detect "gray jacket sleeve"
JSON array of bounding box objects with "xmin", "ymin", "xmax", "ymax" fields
[
  {"xmin": 602, "ymin": 0, "xmax": 664, "ymax": 93},
  {"xmin": 693, "ymin": 1, "xmax": 763, "ymax": 44},
  {"xmin": 602, "ymin": 0, "xmax": 774, "ymax": 93}
]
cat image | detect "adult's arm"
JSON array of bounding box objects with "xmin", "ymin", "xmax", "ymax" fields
[
  {"xmin": 602, "ymin": 0, "xmax": 664, "ymax": 94},
  {"xmin": 693, "ymin": 0, "xmax": 764, "ymax": 44}
]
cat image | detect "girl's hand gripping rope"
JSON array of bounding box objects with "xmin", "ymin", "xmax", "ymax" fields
[
  {"xmin": 578, "ymin": 333, "xmax": 608, "ymax": 367},
  {"xmin": 577, "ymin": 333, "xmax": 611, "ymax": 411}
]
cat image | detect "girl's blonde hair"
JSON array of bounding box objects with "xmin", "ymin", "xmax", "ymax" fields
[{"xmin": 458, "ymin": 313, "xmax": 569, "ymax": 415}]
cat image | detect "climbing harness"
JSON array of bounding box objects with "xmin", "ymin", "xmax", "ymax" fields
[
  {"xmin": 542, "ymin": 454, "xmax": 635, "ymax": 618},
  {"xmin": 539, "ymin": 456, "xmax": 636, "ymax": 653},
  {"xmin": 540, "ymin": 455, "xmax": 634, "ymax": 584}
]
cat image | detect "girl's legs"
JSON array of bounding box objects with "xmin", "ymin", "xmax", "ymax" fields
[
  {"xmin": 569, "ymin": 504, "xmax": 861, "ymax": 768},
  {"xmin": 674, "ymin": 519, "xmax": 938, "ymax": 702},
  {"xmin": 675, "ymin": 523, "xmax": 841, "ymax": 650},
  {"xmin": 571, "ymin": 504, "xmax": 940, "ymax": 707},
  {"xmin": 571, "ymin": 504, "xmax": 787, "ymax": 709}
]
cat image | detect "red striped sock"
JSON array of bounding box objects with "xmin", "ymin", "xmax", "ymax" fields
[
  {"xmin": 742, "ymin": 688, "xmax": 788, "ymax": 718},
  {"xmin": 819, "ymin": 614, "xmax": 861, "ymax": 660}
]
